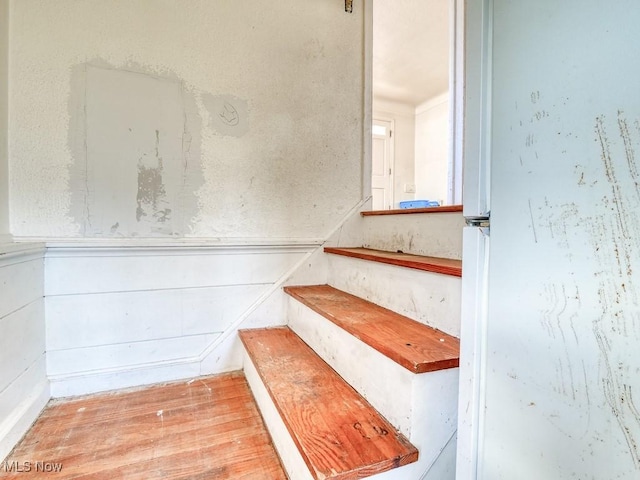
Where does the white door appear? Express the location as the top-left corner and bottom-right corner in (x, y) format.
(371, 119), (393, 210)
(459, 1), (640, 479)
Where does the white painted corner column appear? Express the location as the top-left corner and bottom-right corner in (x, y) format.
(0, 0), (11, 243)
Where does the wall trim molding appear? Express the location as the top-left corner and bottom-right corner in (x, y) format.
(43, 242), (319, 258)
(0, 242), (46, 267)
(6, 238), (321, 258)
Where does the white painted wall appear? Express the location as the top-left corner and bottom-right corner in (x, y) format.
(373, 98), (416, 206)
(0, 0), (9, 241)
(465, 1), (640, 479)
(45, 242), (316, 397)
(0, 244), (49, 461)
(415, 93), (449, 204)
(8, 0), (364, 239)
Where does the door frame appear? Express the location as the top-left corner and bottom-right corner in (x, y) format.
(363, 0), (488, 477)
(363, 0), (464, 207)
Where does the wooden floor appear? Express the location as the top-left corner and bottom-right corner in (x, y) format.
(2, 372), (286, 479)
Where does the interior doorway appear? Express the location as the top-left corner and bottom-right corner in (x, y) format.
(371, 0), (460, 209)
(371, 118), (394, 210)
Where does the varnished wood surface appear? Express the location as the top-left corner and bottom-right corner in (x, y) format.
(324, 247), (462, 277)
(284, 285), (460, 373)
(361, 205), (463, 216)
(239, 327), (418, 480)
(2, 372), (286, 480)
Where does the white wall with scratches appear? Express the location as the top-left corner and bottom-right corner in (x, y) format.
(8, 0), (364, 239)
(476, 1), (640, 478)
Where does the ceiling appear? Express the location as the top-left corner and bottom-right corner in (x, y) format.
(373, 0), (450, 107)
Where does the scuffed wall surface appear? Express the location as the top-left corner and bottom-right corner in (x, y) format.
(0, 0), (9, 238)
(9, 0), (364, 239)
(481, 1), (640, 478)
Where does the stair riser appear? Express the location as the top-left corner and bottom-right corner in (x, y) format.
(287, 298), (459, 476)
(243, 351), (316, 480)
(362, 213), (464, 260)
(327, 255), (461, 337)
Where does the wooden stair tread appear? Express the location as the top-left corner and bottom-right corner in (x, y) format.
(239, 327), (419, 480)
(362, 205), (463, 216)
(284, 285), (460, 374)
(324, 247), (462, 277)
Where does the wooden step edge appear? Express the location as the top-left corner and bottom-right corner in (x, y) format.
(362, 205), (463, 216)
(324, 247), (462, 277)
(284, 285), (460, 374)
(239, 327), (419, 480)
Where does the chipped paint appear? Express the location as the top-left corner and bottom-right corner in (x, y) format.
(68, 63), (203, 237)
(9, 0), (363, 239)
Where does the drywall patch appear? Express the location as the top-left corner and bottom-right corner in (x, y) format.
(68, 62), (204, 237)
(136, 130), (171, 234)
(202, 93), (249, 137)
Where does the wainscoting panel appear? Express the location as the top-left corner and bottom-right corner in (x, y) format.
(0, 243), (49, 462)
(44, 243), (316, 397)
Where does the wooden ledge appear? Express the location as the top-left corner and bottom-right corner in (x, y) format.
(239, 327), (418, 480)
(284, 285), (460, 374)
(324, 247), (462, 277)
(362, 205), (463, 216)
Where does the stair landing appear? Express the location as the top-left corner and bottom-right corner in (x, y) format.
(239, 327), (418, 480)
(285, 285), (459, 374)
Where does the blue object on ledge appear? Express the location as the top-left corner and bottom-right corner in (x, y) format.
(399, 200), (440, 209)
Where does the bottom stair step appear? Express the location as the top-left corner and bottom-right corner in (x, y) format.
(239, 327), (419, 480)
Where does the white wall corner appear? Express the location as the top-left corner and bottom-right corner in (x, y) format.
(415, 92), (450, 116)
(0, 0), (9, 240)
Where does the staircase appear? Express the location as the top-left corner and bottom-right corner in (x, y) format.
(239, 206), (464, 479)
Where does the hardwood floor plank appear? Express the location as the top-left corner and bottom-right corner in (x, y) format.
(2, 372), (286, 479)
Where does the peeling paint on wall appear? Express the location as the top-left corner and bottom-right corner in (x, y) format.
(9, 0), (364, 239)
(68, 63), (204, 237)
